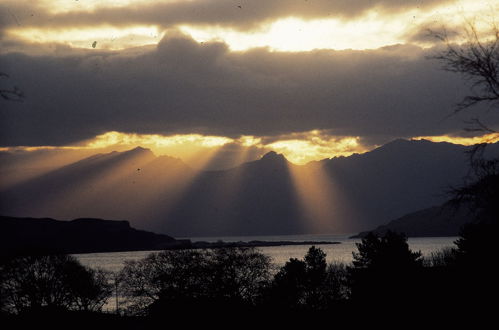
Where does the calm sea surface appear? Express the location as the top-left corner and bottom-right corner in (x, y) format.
(74, 235), (458, 273)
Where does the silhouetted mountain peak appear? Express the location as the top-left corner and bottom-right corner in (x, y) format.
(131, 146), (148, 151)
(147, 154), (192, 172)
(260, 151), (287, 163)
(378, 138), (413, 149)
(370, 138), (459, 156)
(124, 146), (155, 157)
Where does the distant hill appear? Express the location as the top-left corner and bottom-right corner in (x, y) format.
(0, 216), (188, 256)
(1, 140), (498, 236)
(350, 203), (472, 238)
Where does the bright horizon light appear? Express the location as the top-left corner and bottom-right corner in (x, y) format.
(3, 131), (498, 170)
(4, 0), (496, 52)
(412, 133), (499, 145)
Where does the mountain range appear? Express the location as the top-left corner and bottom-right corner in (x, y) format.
(1, 139), (498, 237)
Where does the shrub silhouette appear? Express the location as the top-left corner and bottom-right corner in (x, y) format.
(423, 247), (458, 268)
(0, 254), (111, 314)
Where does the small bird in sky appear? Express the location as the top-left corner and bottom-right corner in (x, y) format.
(92, 41), (97, 48)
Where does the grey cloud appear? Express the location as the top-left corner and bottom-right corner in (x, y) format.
(402, 19), (463, 45)
(1, 33), (498, 147)
(1, 0), (453, 31)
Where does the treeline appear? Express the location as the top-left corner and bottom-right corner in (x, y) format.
(1, 222), (498, 322)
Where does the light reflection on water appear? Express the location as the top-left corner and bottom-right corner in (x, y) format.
(74, 235), (458, 272)
(74, 235), (457, 312)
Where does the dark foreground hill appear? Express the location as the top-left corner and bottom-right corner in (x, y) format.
(0, 216), (342, 256)
(351, 203), (472, 238)
(0, 216), (188, 256)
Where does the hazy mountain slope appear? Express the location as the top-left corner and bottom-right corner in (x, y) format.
(160, 151), (304, 236)
(0, 147), (193, 229)
(320, 139), (499, 231)
(1, 140), (497, 236)
(351, 203), (472, 238)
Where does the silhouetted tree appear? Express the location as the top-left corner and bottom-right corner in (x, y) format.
(352, 231), (422, 270)
(430, 19), (499, 173)
(324, 262), (350, 302)
(268, 246), (345, 310)
(208, 247), (272, 305)
(119, 248), (272, 316)
(303, 246), (328, 308)
(450, 158), (499, 223)
(119, 249), (210, 315)
(270, 258), (308, 309)
(0, 254), (111, 314)
(349, 231), (423, 303)
(429, 19), (499, 311)
(430, 21), (499, 114)
(455, 222), (499, 267)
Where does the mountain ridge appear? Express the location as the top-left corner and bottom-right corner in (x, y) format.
(0, 215), (186, 256)
(350, 202), (472, 238)
(1, 139), (498, 236)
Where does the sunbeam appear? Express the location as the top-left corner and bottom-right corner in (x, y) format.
(287, 161), (353, 234)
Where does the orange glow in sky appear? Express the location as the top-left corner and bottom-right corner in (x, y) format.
(3, 131), (498, 172)
(412, 133), (499, 145)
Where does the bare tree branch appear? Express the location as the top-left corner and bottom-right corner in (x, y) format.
(428, 21), (499, 115)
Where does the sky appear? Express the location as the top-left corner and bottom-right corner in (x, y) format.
(1, 0), (499, 168)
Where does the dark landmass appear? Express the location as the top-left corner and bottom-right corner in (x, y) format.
(0, 215), (187, 256)
(189, 240), (340, 249)
(350, 203), (472, 238)
(0, 216), (340, 256)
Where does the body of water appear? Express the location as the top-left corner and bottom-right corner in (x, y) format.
(74, 235), (458, 272)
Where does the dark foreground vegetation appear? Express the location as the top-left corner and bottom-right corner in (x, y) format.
(1, 221), (498, 326)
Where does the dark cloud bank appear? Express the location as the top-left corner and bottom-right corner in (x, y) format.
(1, 32), (498, 147)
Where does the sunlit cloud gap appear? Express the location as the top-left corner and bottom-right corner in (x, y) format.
(7, 26), (162, 50)
(80, 131), (369, 166)
(4, 132), (498, 172)
(6, 1), (496, 52)
(267, 135), (367, 165)
(179, 15), (408, 51)
(412, 133), (499, 146)
(37, 0), (156, 14)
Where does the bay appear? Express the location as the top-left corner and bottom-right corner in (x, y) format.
(74, 235), (458, 272)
